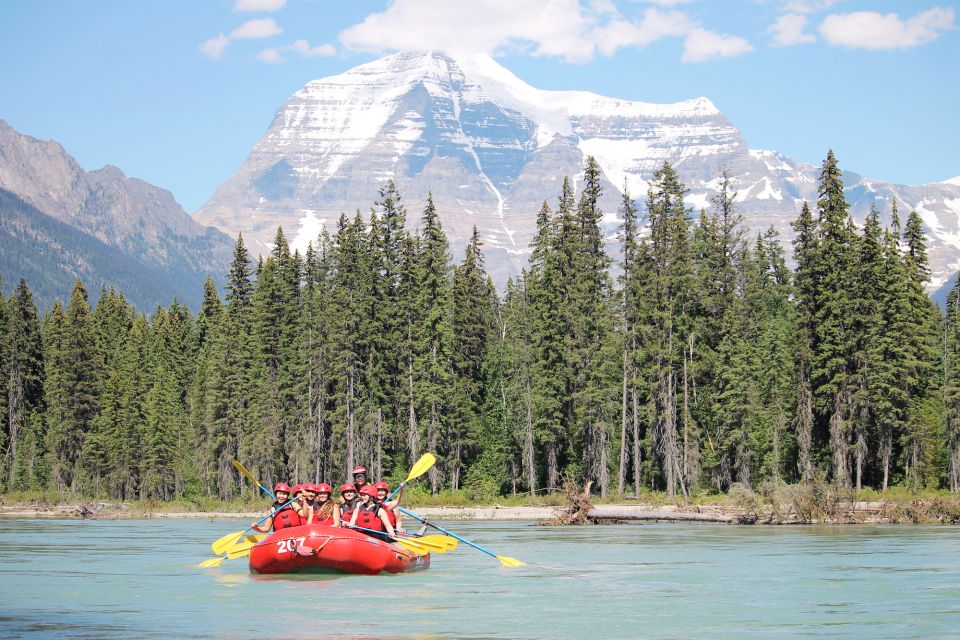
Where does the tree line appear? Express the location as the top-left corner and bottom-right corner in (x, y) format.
(3, 151), (960, 501)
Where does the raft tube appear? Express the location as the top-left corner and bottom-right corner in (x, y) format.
(248, 523), (430, 575)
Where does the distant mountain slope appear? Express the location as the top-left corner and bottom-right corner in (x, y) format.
(0, 120), (233, 310)
(0, 188), (182, 310)
(196, 51), (960, 290)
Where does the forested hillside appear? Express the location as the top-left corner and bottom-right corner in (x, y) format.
(2, 152), (959, 501)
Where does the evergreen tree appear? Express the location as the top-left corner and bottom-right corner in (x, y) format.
(451, 227), (494, 489)
(3, 280), (44, 490)
(46, 280), (101, 493)
(811, 150), (858, 487)
(642, 161), (695, 498)
(414, 194), (455, 493)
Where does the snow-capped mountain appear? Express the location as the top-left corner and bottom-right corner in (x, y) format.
(196, 51), (960, 290)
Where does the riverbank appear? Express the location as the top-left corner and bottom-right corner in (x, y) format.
(3, 498), (957, 524)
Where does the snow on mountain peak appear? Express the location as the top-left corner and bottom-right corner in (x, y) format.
(944, 176), (960, 187)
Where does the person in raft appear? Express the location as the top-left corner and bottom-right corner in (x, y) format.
(307, 483), (341, 527)
(250, 482), (302, 532)
(291, 483), (315, 524)
(373, 481), (403, 532)
(339, 483), (359, 512)
(346, 484), (396, 540)
(351, 466), (370, 494)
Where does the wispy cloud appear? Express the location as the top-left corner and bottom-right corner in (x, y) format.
(234, 0), (286, 11)
(340, 0), (750, 63)
(255, 40), (337, 64)
(820, 7), (955, 50)
(200, 18), (283, 59)
(256, 48), (284, 63)
(200, 33), (231, 59)
(682, 27), (753, 62)
(768, 13), (815, 46)
(229, 18), (283, 39)
(289, 40), (336, 58)
(780, 0), (835, 14)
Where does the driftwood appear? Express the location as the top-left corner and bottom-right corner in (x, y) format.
(539, 480), (595, 526)
(585, 505), (742, 523)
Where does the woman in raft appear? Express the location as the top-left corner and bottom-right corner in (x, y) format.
(250, 482), (302, 532)
(346, 484), (397, 540)
(306, 483), (341, 527)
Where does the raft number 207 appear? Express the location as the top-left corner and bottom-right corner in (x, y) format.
(277, 537), (306, 553)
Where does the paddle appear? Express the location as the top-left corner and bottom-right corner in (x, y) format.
(398, 507), (526, 567)
(210, 497), (297, 555)
(346, 525), (454, 554)
(232, 460), (276, 500)
(386, 453), (436, 502)
(201, 533), (266, 568)
(199, 556), (227, 568)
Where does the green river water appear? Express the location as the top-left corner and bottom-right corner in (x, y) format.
(1, 518), (959, 639)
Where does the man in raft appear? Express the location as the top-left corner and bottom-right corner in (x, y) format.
(250, 482), (302, 532)
(351, 466), (370, 494)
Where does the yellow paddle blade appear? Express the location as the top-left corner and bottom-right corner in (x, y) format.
(417, 534), (457, 550)
(397, 535), (455, 552)
(396, 537), (444, 554)
(404, 453), (437, 483)
(223, 534), (265, 557)
(226, 546), (252, 560)
(199, 556), (227, 568)
(232, 460), (271, 497)
(395, 538), (433, 555)
(496, 555), (526, 567)
(232, 460), (258, 485)
(211, 530), (245, 555)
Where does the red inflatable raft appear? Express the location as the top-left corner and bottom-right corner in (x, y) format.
(248, 523), (430, 575)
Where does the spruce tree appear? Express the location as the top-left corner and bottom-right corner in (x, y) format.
(3, 280), (44, 490)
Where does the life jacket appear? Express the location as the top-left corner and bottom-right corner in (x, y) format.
(271, 504), (302, 531)
(310, 501), (336, 526)
(344, 506), (383, 533)
(382, 505), (398, 529)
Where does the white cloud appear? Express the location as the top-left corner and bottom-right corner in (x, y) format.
(594, 9), (693, 55)
(768, 13), (815, 46)
(229, 18), (283, 40)
(682, 28), (754, 62)
(340, 0), (750, 64)
(340, 0), (600, 63)
(200, 33), (230, 59)
(234, 0), (286, 11)
(256, 48), (284, 63)
(290, 40), (336, 57)
(819, 7), (955, 50)
(640, 0), (695, 5)
(781, 0), (835, 14)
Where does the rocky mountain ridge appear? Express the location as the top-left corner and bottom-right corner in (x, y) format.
(0, 120), (233, 310)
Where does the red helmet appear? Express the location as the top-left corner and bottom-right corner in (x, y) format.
(291, 484), (304, 495)
(316, 483), (332, 494)
(273, 482), (291, 494)
(340, 483), (357, 494)
(374, 481), (389, 492)
(359, 484), (378, 498)
(303, 483), (317, 493)
(352, 466), (368, 476)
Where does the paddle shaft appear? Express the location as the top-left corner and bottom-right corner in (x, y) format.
(240, 497), (297, 539)
(398, 507), (500, 560)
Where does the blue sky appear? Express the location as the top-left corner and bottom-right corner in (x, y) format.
(1, 0), (957, 213)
